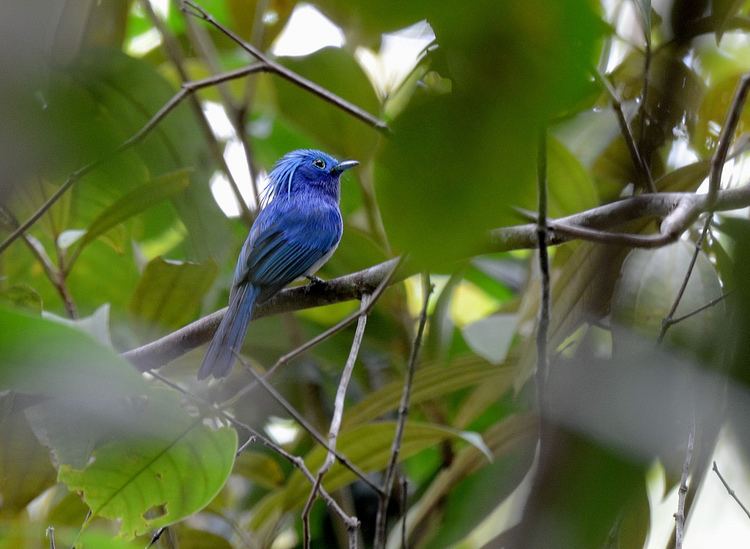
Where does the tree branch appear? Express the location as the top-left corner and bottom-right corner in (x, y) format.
(122, 183), (750, 370)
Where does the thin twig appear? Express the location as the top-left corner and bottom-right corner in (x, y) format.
(301, 295), (369, 549)
(536, 129), (551, 402)
(374, 274), (432, 549)
(181, 0), (388, 133)
(595, 70), (657, 193)
(674, 417), (695, 549)
(0, 206), (77, 318)
(400, 476), (409, 549)
(46, 526), (55, 549)
(141, 0), (253, 223)
(709, 74), (750, 206)
(147, 527), (165, 548)
(234, 353), (383, 496)
(659, 73), (750, 343)
(664, 290), (732, 328)
(712, 461), (750, 521)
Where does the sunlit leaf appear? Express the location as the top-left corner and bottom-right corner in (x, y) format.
(342, 357), (515, 428)
(59, 410), (237, 539)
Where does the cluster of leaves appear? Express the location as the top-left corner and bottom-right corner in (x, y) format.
(3, 0), (750, 548)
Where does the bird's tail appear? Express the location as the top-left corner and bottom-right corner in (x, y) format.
(198, 284), (259, 379)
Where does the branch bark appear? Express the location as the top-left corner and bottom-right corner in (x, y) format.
(122, 183), (750, 371)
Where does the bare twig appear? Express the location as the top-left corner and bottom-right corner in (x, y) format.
(141, 0), (253, 223)
(46, 526), (55, 549)
(373, 274), (432, 548)
(147, 527), (165, 548)
(664, 291), (732, 328)
(181, 0), (388, 133)
(400, 476), (409, 549)
(709, 74), (750, 206)
(712, 461), (750, 521)
(535, 129), (551, 401)
(0, 206), (77, 318)
(302, 295), (369, 549)
(659, 73), (750, 343)
(674, 418), (695, 548)
(235, 353), (383, 496)
(595, 70), (657, 193)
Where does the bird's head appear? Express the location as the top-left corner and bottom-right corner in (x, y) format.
(263, 149), (358, 204)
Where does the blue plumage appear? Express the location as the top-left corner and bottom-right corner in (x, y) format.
(198, 149), (358, 379)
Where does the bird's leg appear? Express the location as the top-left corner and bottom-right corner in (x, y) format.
(305, 275), (326, 287)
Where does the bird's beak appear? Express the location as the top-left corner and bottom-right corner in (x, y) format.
(333, 160), (359, 174)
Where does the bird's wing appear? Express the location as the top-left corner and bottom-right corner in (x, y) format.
(234, 199), (342, 297)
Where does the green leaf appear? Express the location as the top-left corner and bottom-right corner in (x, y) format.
(59, 416), (237, 539)
(71, 169), (191, 262)
(546, 136), (599, 217)
(272, 47), (381, 160)
(0, 394), (57, 516)
(129, 257), (218, 341)
(342, 357), (515, 428)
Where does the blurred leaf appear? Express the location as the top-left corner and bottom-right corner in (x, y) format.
(234, 451), (285, 489)
(59, 411), (237, 539)
(611, 241), (723, 354)
(0, 284), (42, 314)
(462, 314), (517, 364)
(546, 136), (599, 217)
(655, 158), (710, 192)
(272, 47), (381, 160)
(42, 303), (112, 347)
(70, 169), (191, 263)
(342, 356), (514, 428)
(129, 257), (218, 341)
(0, 306), (145, 395)
(712, 0), (746, 42)
(0, 394), (57, 516)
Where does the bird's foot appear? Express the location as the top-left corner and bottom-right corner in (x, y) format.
(305, 275), (326, 288)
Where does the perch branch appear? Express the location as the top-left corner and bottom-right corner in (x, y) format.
(123, 182), (750, 370)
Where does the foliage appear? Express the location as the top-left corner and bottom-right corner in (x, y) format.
(2, 0), (750, 548)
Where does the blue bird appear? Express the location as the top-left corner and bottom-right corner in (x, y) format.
(198, 149), (358, 379)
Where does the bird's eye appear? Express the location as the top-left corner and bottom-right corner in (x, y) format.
(312, 158), (326, 169)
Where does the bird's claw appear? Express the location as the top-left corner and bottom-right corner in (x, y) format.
(305, 275), (326, 288)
